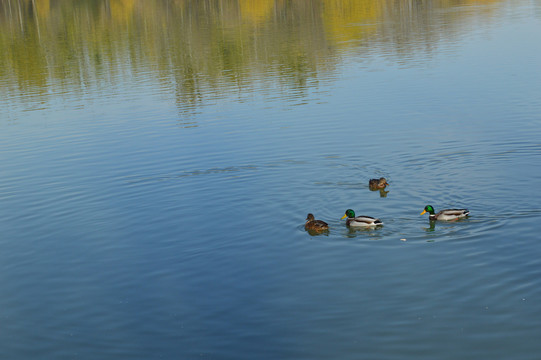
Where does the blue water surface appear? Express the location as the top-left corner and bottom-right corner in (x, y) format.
(0, 1), (540, 359)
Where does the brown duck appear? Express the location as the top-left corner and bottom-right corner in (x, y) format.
(369, 177), (389, 189)
(305, 213), (329, 232)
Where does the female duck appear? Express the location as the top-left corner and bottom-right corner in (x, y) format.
(341, 209), (383, 227)
(369, 177), (389, 189)
(420, 205), (469, 221)
(305, 213), (329, 232)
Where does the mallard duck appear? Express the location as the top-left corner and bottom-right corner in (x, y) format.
(305, 213), (329, 232)
(420, 205), (470, 221)
(341, 209), (383, 227)
(369, 177), (389, 189)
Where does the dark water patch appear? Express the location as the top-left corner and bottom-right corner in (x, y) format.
(121, 165), (260, 185)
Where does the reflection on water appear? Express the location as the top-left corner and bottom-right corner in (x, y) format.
(425, 220), (437, 232)
(1, 0), (505, 116)
(369, 187), (389, 198)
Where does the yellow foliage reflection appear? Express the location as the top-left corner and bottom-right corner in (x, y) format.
(34, 0), (50, 18)
(0, 0), (506, 108)
(110, 0), (136, 23)
(322, 0), (380, 44)
(238, 0), (274, 23)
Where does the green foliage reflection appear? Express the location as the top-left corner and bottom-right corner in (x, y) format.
(0, 0), (503, 108)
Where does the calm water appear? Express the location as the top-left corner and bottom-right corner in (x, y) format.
(1, 0), (541, 359)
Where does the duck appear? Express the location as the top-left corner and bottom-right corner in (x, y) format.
(420, 205), (470, 221)
(341, 209), (383, 227)
(369, 177), (389, 189)
(305, 213), (329, 232)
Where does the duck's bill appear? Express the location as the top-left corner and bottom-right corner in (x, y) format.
(420, 210), (427, 215)
(341, 214), (347, 220)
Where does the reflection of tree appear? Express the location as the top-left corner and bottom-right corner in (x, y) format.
(0, 0), (504, 114)
(322, 0), (380, 44)
(172, 60), (203, 118)
(238, 0), (275, 24)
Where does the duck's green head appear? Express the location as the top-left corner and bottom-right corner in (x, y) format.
(341, 209), (355, 219)
(420, 205), (435, 215)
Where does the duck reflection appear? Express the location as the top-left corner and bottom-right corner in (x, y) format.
(372, 188), (389, 197)
(424, 220), (437, 232)
(345, 226), (384, 241)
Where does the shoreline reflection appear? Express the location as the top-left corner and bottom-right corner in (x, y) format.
(1, 0), (506, 114)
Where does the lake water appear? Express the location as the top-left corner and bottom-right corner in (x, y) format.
(1, 0), (541, 359)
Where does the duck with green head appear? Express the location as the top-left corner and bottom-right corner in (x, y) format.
(420, 205), (469, 221)
(341, 209), (383, 227)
